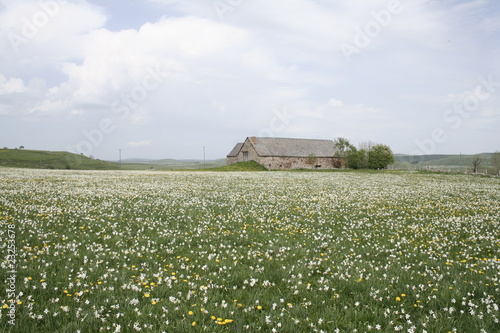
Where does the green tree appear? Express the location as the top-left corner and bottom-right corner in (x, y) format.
(345, 148), (368, 169)
(367, 144), (395, 169)
(333, 137), (354, 157)
(334, 137), (357, 169)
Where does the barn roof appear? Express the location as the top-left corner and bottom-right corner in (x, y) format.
(227, 142), (244, 157)
(247, 137), (338, 157)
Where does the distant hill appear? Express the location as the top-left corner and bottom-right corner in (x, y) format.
(119, 158), (227, 170)
(0, 149), (119, 170)
(3, 149), (497, 173)
(392, 153), (496, 173)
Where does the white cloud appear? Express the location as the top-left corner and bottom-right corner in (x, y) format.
(328, 98), (344, 107)
(0, 75), (49, 116)
(0, 0), (499, 158)
(0, 0), (106, 60)
(0, 74), (26, 94)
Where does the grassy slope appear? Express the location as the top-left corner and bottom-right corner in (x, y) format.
(0, 149), (118, 170)
(209, 160), (268, 171)
(393, 153), (495, 172)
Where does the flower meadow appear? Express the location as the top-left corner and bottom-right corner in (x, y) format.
(0, 168), (499, 333)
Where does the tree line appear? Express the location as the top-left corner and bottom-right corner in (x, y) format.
(333, 138), (395, 170)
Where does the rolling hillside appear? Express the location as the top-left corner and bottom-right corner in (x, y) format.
(1, 148), (498, 173)
(392, 153), (496, 173)
(0, 149), (119, 170)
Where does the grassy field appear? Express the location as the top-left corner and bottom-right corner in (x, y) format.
(0, 149), (118, 170)
(0, 168), (499, 332)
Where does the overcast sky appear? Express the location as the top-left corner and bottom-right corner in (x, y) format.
(1, 0), (499, 160)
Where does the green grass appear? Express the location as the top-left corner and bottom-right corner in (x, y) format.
(0, 149), (118, 170)
(0, 169), (499, 332)
(209, 160), (268, 171)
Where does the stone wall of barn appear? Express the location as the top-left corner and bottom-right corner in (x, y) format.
(257, 156), (343, 170)
(226, 156), (239, 164)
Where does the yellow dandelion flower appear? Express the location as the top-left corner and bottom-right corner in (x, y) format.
(144, 293), (150, 298)
(191, 322), (196, 326)
(256, 305), (262, 310)
(395, 297), (401, 301)
(188, 311), (194, 315)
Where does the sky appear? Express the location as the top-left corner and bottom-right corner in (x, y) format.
(0, 0), (499, 160)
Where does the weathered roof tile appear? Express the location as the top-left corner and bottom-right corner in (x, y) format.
(249, 137), (338, 157)
(227, 142), (243, 157)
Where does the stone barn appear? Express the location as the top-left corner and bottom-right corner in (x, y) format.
(227, 136), (343, 170)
